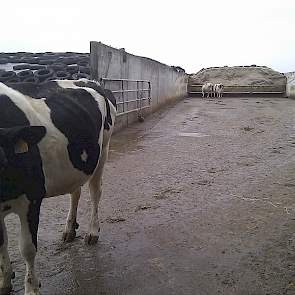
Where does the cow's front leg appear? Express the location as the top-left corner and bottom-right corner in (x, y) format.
(19, 200), (42, 295)
(0, 216), (13, 295)
(62, 188), (81, 243)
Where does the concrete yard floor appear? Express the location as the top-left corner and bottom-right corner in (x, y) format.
(7, 96), (295, 295)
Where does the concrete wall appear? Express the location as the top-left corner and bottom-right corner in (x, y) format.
(285, 72), (295, 98)
(90, 41), (187, 130)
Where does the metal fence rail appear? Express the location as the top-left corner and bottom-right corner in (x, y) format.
(188, 84), (286, 96)
(100, 78), (151, 116)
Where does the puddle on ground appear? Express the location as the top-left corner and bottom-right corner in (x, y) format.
(218, 107), (236, 110)
(178, 132), (210, 138)
(108, 131), (144, 161)
(142, 131), (164, 139)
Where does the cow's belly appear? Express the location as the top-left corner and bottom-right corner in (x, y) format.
(39, 130), (95, 197)
(43, 162), (89, 197)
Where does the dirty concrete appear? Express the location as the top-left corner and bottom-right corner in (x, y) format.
(6, 96), (295, 295)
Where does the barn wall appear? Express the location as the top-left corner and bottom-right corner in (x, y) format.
(285, 72), (295, 98)
(90, 41), (187, 131)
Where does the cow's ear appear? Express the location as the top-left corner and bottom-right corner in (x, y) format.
(0, 126), (46, 152)
(15, 126), (46, 154)
(15, 139), (29, 154)
(16, 126), (46, 146)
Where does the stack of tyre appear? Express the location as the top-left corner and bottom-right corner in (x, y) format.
(0, 52), (90, 84)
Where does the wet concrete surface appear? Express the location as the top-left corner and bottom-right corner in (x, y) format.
(6, 96), (295, 294)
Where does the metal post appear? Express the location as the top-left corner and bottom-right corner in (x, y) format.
(139, 81), (143, 111)
(136, 81), (139, 111)
(121, 80), (125, 112)
(148, 81), (151, 106)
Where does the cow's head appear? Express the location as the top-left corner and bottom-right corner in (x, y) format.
(0, 126), (46, 172)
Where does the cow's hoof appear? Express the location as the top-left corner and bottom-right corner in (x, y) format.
(0, 285), (12, 295)
(84, 234), (99, 245)
(62, 230), (76, 243)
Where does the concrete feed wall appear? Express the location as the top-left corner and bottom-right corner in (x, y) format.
(285, 72), (295, 98)
(90, 41), (187, 130)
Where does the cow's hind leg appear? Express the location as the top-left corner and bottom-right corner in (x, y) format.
(19, 200), (42, 295)
(85, 141), (110, 245)
(0, 216), (13, 294)
(62, 188), (81, 243)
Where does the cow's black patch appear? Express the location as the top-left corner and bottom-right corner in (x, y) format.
(0, 220), (3, 246)
(0, 94), (46, 248)
(0, 95), (46, 201)
(5, 82), (43, 98)
(27, 198), (42, 248)
(103, 89), (116, 131)
(2, 205), (11, 212)
(45, 82), (103, 174)
(9, 81), (103, 175)
(74, 81), (116, 131)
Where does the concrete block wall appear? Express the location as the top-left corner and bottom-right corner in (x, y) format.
(90, 41), (187, 131)
(285, 72), (295, 98)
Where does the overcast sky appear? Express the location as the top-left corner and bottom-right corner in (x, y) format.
(1, 0), (294, 74)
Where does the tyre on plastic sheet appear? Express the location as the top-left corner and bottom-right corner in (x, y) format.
(13, 64), (31, 70)
(17, 70), (34, 80)
(38, 59), (55, 65)
(6, 77), (21, 83)
(77, 61), (89, 67)
(49, 63), (66, 71)
(21, 58), (38, 64)
(23, 76), (38, 83)
(62, 57), (78, 65)
(34, 68), (54, 82)
(29, 65), (46, 70)
(0, 58), (9, 64)
(54, 71), (71, 80)
(67, 65), (79, 74)
(0, 71), (16, 82)
(41, 77), (55, 83)
(78, 66), (90, 75)
(72, 73), (90, 80)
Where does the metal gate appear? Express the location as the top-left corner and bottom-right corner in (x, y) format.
(100, 78), (151, 116)
(188, 84), (285, 96)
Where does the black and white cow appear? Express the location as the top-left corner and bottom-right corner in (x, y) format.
(201, 82), (213, 98)
(213, 83), (224, 98)
(0, 79), (116, 295)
